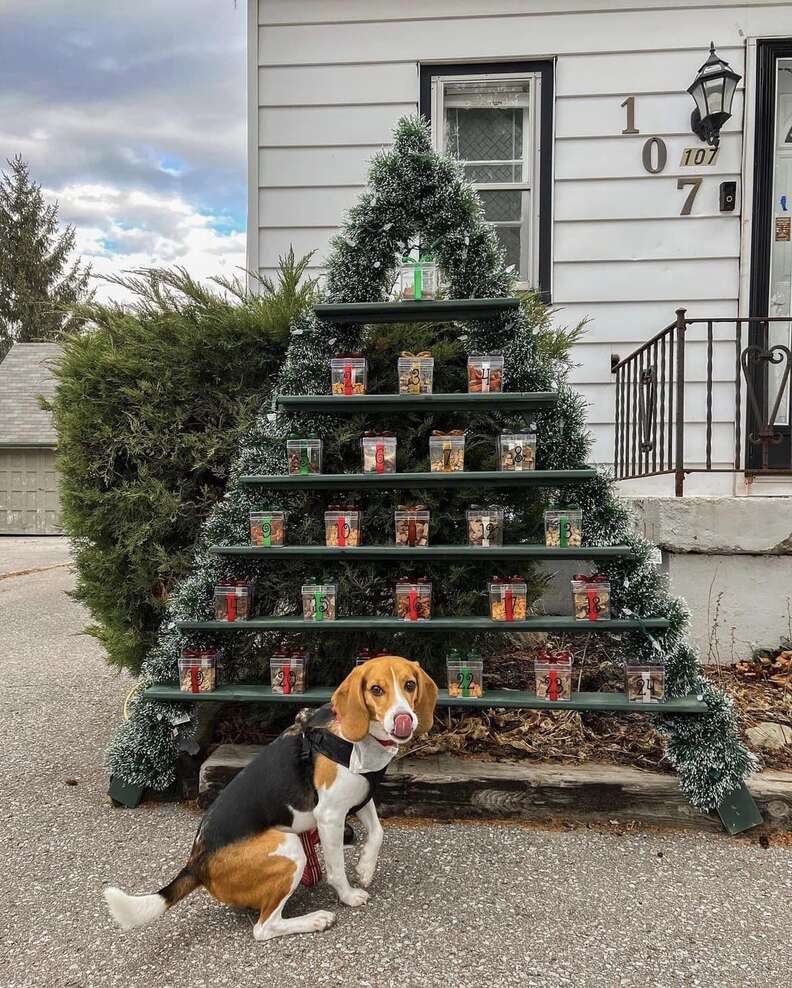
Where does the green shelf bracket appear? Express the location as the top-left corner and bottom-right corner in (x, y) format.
(715, 781), (764, 835)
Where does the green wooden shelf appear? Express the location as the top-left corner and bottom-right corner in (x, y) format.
(143, 682), (706, 713)
(175, 616), (669, 634)
(238, 469), (596, 490)
(314, 298), (520, 323)
(275, 392), (558, 414)
(210, 544), (635, 562)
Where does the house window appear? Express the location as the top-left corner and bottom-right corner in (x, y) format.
(420, 61), (553, 298)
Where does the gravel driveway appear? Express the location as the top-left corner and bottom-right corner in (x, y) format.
(1, 547), (791, 988)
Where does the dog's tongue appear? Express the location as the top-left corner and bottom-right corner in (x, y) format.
(392, 713), (413, 739)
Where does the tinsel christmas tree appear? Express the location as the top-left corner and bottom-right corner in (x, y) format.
(108, 117), (755, 812)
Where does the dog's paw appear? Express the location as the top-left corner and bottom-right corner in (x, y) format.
(355, 856), (377, 888)
(310, 910), (336, 931)
(339, 887), (369, 908)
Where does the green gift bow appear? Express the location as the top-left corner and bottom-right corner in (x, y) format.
(401, 253), (434, 300)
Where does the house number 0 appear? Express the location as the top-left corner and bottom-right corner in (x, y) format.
(641, 137), (667, 174)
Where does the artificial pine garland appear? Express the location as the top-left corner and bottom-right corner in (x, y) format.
(108, 117), (755, 810)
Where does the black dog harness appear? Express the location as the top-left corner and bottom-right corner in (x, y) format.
(300, 727), (391, 813)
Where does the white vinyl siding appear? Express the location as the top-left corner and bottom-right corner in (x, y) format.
(250, 0), (790, 477)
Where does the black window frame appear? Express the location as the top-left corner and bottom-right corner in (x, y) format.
(420, 59), (554, 302)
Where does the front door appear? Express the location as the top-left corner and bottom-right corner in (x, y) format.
(748, 40), (792, 471)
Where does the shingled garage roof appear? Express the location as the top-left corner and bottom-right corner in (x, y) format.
(0, 343), (62, 446)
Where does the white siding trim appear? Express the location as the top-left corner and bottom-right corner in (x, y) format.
(246, 0), (260, 282)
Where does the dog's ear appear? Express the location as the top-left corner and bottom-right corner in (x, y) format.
(411, 661), (438, 736)
(332, 665), (370, 742)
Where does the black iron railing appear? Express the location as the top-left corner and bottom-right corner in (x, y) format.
(612, 308), (792, 495)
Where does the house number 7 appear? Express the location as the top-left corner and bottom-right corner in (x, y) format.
(677, 177), (702, 215)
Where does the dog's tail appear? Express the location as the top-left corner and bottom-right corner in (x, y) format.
(104, 867), (200, 931)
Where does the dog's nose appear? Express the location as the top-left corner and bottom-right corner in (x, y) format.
(392, 713), (413, 738)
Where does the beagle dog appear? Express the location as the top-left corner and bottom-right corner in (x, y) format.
(104, 655), (438, 942)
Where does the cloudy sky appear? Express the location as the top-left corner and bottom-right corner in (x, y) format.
(0, 0), (246, 301)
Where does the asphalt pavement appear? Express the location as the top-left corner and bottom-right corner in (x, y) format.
(1, 538), (791, 988)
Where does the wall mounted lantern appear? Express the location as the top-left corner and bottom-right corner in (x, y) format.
(687, 42), (741, 147)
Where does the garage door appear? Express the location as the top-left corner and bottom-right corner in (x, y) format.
(0, 448), (62, 534)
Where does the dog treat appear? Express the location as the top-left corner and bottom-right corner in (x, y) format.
(249, 510), (286, 547)
(429, 431), (465, 472)
(330, 355), (367, 396)
(213, 582), (253, 622)
(625, 664), (665, 704)
(446, 656), (484, 698)
(394, 506), (430, 547)
(397, 255), (437, 301)
(178, 649), (218, 693)
(534, 661), (573, 701)
(394, 579), (432, 621)
(398, 353), (434, 394)
(489, 578), (527, 621)
(466, 506), (504, 547)
(467, 354), (504, 394)
(301, 583), (337, 621)
(286, 437), (322, 475)
(324, 509), (361, 547)
(361, 434), (397, 473)
(571, 575), (611, 622)
(497, 432), (536, 471)
(270, 654), (307, 694)
(544, 507), (582, 548)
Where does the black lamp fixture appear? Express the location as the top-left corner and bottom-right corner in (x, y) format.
(688, 42), (741, 147)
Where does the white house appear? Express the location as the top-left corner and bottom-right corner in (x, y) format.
(247, 1), (792, 655)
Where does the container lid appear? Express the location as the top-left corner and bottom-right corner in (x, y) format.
(302, 583), (337, 592)
(287, 436), (321, 445)
(468, 353), (504, 363)
(399, 351), (434, 362)
(467, 506), (504, 516)
(360, 433), (397, 443)
(447, 659), (483, 668)
(500, 431), (536, 440)
(571, 573), (610, 586)
(331, 353), (366, 362)
(489, 579), (527, 590)
(395, 582), (432, 591)
(250, 509), (286, 518)
(325, 509), (360, 517)
(395, 509), (430, 518)
(215, 584), (252, 594)
(271, 654), (305, 665)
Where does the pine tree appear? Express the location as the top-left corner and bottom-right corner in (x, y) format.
(109, 117), (755, 813)
(0, 155), (92, 360)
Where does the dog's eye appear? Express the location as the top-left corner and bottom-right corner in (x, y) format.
(370, 685), (385, 697)
(404, 679), (417, 692)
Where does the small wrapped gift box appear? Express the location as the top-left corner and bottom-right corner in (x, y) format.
(394, 578), (432, 621)
(625, 663), (665, 704)
(489, 577), (527, 621)
(398, 352), (434, 394)
(394, 506), (430, 547)
(466, 506), (504, 547)
(178, 649), (219, 693)
(544, 506), (582, 548)
(330, 354), (367, 396)
(249, 510), (286, 547)
(497, 431), (536, 471)
(361, 433), (397, 473)
(430, 431), (465, 472)
(571, 574), (611, 622)
(397, 255), (437, 300)
(467, 354), (504, 394)
(286, 437), (322, 475)
(301, 583), (337, 621)
(534, 648), (573, 702)
(270, 652), (308, 694)
(213, 582), (253, 622)
(325, 508), (361, 547)
(446, 652), (484, 698)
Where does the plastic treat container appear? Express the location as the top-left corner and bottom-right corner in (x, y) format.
(301, 583), (337, 621)
(467, 354), (504, 394)
(571, 575), (611, 622)
(360, 434), (397, 474)
(394, 508), (430, 547)
(544, 507), (582, 548)
(489, 579), (527, 621)
(178, 649), (218, 693)
(398, 354), (434, 394)
(625, 663), (666, 704)
(270, 654), (307, 695)
(286, 438), (322, 475)
(534, 660), (573, 702)
(330, 356), (368, 396)
(213, 582), (253, 622)
(497, 432), (536, 471)
(394, 580), (432, 621)
(466, 506), (504, 547)
(249, 510), (286, 547)
(429, 433), (465, 472)
(446, 659), (484, 698)
(397, 257), (437, 300)
(324, 509), (361, 547)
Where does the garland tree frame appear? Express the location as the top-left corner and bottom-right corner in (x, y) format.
(109, 117), (758, 832)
